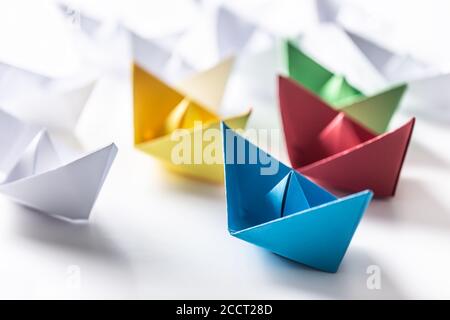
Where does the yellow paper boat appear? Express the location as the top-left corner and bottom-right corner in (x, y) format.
(133, 57), (251, 183)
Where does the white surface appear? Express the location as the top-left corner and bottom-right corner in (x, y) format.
(0, 0), (449, 299)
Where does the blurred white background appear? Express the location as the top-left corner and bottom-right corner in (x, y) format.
(0, 0), (449, 299)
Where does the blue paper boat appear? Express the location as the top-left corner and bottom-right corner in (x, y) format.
(221, 122), (373, 272)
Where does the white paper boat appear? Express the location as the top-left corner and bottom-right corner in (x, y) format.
(0, 63), (96, 132)
(0, 109), (117, 220)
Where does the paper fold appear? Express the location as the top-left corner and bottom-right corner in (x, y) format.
(278, 76), (414, 197)
(133, 57), (251, 183)
(222, 122), (373, 272)
(0, 109), (117, 220)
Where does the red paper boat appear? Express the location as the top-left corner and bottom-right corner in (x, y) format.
(278, 76), (415, 197)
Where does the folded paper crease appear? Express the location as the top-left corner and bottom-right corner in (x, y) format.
(278, 76), (414, 197)
(0, 109), (117, 220)
(281, 39), (407, 134)
(133, 57), (251, 183)
(222, 122), (373, 272)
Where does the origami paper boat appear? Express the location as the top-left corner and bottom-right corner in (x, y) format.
(327, 3), (442, 85)
(174, 5), (258, 70)
(221, 122), (373, 272)
(0, 62), (96, 132)
(0, 109), (117, 220)
(131, 31), (195, 84)
(130, 4), (258, 82)
(281, 40), (407, 134)
(296, 15), (450, 121)
(345, 31), (439, 84)
(133, 58), (251, 183)
(345, 30), (450, 121)
(278, 76), (415, 197)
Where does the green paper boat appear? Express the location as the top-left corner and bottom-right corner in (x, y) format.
(280, 39), (407, 134)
